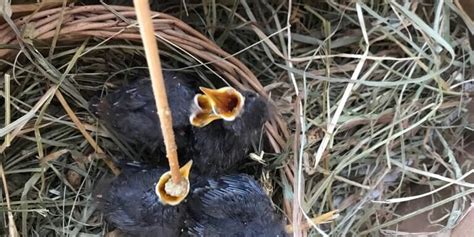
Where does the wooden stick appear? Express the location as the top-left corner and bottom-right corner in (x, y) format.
(133, 0), (182, 184)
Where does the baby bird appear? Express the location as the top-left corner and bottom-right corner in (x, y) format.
(90, 71), (269, 176)
(190, 90), (269, 176)
(185, 174), (287, 237)
(95, 163), (285, 236)
(94, 161), (192, 237)
(89, 71), (195, 158)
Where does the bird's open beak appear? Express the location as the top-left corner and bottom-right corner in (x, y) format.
(195, 94), (213, 113)
(199, 87), (245, 121)
(155, 160), (193, 206)
(189, 94), (221, 127)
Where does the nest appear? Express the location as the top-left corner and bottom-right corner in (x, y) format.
(1, 1), (473, 236)
(0, 4), (287, 236)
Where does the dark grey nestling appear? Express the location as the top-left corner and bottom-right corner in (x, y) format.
(184, 174), (287, 237)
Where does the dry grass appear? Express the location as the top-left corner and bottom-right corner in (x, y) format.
(0, 0), (473, 236)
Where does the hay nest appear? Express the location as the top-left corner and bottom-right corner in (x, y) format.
(0, 3), (287, 236)
(0, 1), (473, 236)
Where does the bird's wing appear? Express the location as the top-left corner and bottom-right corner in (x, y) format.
(189, 174), (268, 218)
(89, 73), (196, 149)
(95, 168), (166, 227)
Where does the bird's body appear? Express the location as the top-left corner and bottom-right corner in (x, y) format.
(90, 72), (269, 176)
(95, 164), (186, 237)
(90, 71), (196, 164)
(191, 91), (269, 175)
(185, 174), (287, 237)
(96, 162), (286, 237)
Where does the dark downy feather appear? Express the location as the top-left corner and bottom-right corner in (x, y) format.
(95, 165), (187, 237)
(90, 71), (269, 175)
(185, 174), (287, 237)
(89, 71), (196, 163)
(191, 91), (269, 175)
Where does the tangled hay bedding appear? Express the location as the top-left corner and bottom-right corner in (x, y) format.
(0, 0), (473, 236)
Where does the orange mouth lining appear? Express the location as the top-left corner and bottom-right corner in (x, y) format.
(199, 87), (245, 121)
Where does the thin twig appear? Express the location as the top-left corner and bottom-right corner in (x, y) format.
(3, 74), (11, 148)
(54, 90), (120, 176)
(310, 3), (370, 172)
(0, 163), (19, 237)
(286, 210), (339, 233)
(0, 87), (57, 152)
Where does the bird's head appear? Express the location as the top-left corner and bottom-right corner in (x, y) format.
(155, 160), (193, 206)
(199, 87), (245, 121)
(189, 87), (269, 134)
(220, 90), (269, 135)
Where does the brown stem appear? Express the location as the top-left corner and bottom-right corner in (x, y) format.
(55, 90), (120, 176)
(0, 163), (19, 237)
(285, 210), (339, 233)
(133, 0), (181, 184)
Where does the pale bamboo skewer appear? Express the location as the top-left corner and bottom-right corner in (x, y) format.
(133, 0), (182, 184)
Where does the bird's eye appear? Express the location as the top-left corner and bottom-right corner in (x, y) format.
(247, 93), (257, 99)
